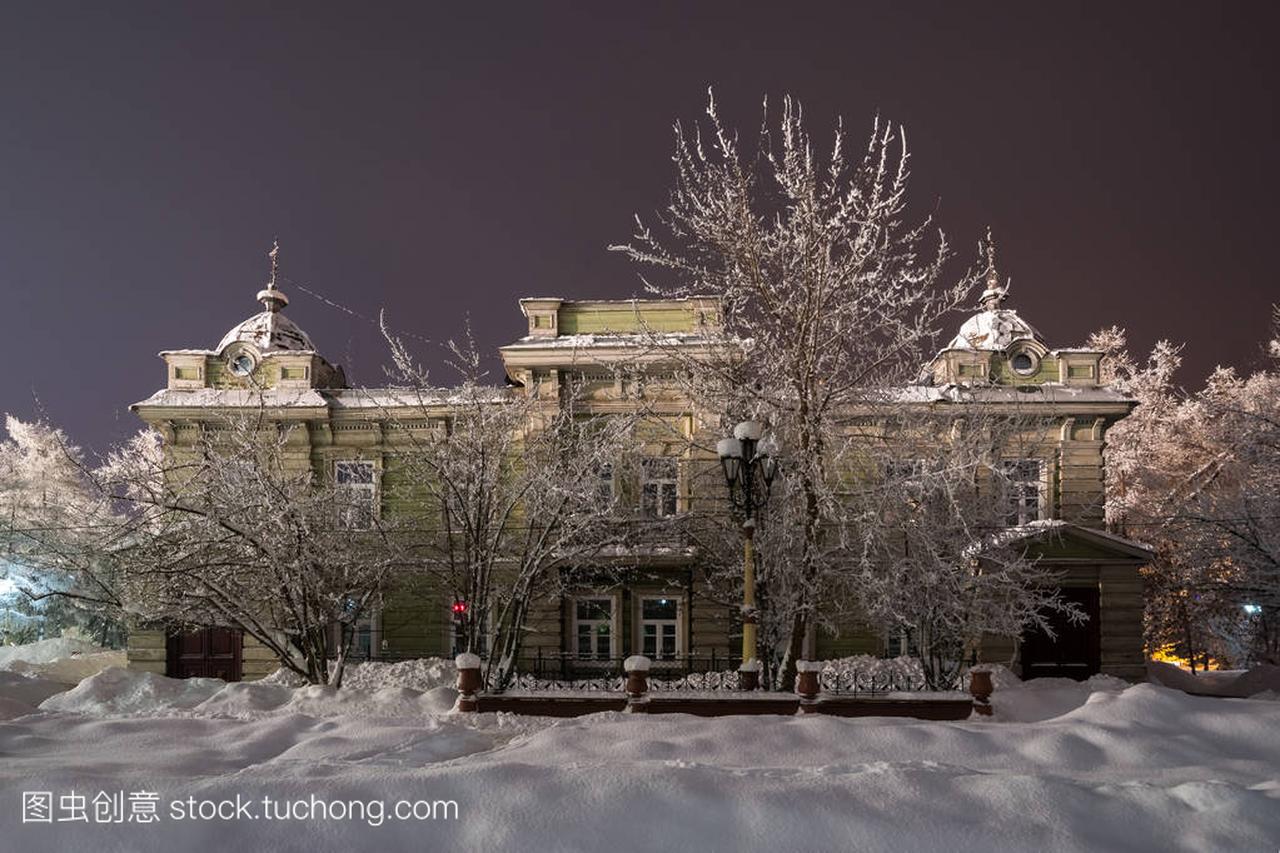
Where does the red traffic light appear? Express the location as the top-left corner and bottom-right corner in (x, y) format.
(451, 600), (468, 615)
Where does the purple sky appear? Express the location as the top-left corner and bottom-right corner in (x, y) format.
(1, 3), (1276, 453)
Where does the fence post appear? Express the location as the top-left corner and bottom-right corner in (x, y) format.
(969, 668), (994, 717)
(624, 655), (651, 712)
(455, 653), (482, 712)
(795, 660), (821, 712)
(738, 658), (761, 691)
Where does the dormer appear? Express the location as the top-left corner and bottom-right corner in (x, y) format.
(520, 298), (564, 338)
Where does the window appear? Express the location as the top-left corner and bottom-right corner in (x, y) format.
(638, 596), (681, 661)
(332, 602), (381, 661)
(1002, 459), (1044, 525)
(596, 463), (615, 506)
(573, 597), (615, 661)
(228, 352), (257, 376)
(335, 460), (377, 529)
(886, 627), (918, 659)
(640, 458), (679, 517)
(886, 458), (928, 489)
(1009, 350), (1039, 377)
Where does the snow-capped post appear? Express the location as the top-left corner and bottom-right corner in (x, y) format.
(738, 658), (761, 691)
(969, 667), (994, 717)
(455, 652), (483, 712)
(624, 655), (651, 711)
(795, 660), (822, 711)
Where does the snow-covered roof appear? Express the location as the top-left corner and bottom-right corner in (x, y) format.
(500, 332), (716, 351)
(966, 520), (1154, 560)
(946, 308), (1043, 351)
(879, 384), (1133, 405)
(216, 310), (315, 355)
(132, 389), (332, 410)
(132, 386), (512, 411)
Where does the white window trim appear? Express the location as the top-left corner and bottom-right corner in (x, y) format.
(596, 462), (616, 508)
(334, 459), (380, 529)
(640, 457), (680, 518)
(570, 593), (619, 665)
(332, 606), (382, 661)
(1002, 458), (1049, 525)
(635, 593), (685, 664)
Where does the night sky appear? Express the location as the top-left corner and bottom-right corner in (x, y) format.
(1, 2), (1276, 454)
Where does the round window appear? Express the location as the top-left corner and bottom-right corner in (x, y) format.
(1010, 352), (1037, 375)
(229, 352), (257, 376)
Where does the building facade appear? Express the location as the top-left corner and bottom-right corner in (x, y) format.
(125, 260), (1151, 683)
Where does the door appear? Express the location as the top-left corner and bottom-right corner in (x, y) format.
(1020, 587), (1101, 680)
(166, 627), (243, 681)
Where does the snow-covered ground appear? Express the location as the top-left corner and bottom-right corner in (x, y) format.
(1, 664), (1278, 852)
(0, 638), (125, 684)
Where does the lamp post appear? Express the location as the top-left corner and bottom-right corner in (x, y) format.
(717, 420), (780, 690)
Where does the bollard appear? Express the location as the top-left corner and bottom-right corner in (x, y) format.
(738, 658), (761, 691)
(969, 668), (994, 717)
(624, 655), (651, 712)
(795, 660), (822, 712)
(455, 652), (483, 712)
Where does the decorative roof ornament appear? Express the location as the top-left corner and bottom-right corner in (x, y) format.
(976, 228), (1010, 310)
(215, 238), (316, 354)
(942, 229), (1044, 352)
(255, 238), (289, 313)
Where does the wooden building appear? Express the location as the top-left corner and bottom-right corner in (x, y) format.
(125, 259), (1151, 683)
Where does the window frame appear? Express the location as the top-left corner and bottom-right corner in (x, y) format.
(1001, 458), (1047, 526)
(570, 594), (618, 664)
(331, 603), (382, 661)
(639, 457), (680, 518)
(635, 593), (684, 664)
(334, 459), (379, 530)
(595, 462), (616, 508)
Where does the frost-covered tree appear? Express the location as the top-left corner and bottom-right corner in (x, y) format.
(378, 324), (638, 691)
(51, 413), (408, 686)
(1097, 317), (1280, 668)
(611, 91), (979, 686)
(0, 415), (127, 642)
(848, 409), (1084, 689)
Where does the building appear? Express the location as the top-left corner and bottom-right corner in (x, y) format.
(125, 253), (1151, 683)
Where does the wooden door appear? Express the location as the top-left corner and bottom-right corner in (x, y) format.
(166, 627), (243, 681)
(1020, 587), (1101, 680)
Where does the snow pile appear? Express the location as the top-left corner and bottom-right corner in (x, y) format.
(334, 656), (456, 692)
(0, 637), (126, 684)
(0, 637), (102, 666)
(0, 671), (71, 720)
(257, 657), (457, 692)
(1147, 660), (1280, 698)
(38, 665), (459, 719)
(40, 667), (224, 715)
(4, 676), (1280, 851)
(987, 667), (1129, 722)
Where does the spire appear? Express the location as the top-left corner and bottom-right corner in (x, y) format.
(977, 227), (1009, 310)
(255, 238), (289, 313)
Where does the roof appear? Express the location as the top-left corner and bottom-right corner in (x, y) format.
(216, 310), (315, 354)
(881, 383), (1134, 405)
(131, 386), (512, 411)
(499, 332), (717, 351)
(946, 308), (1043, 351)
(969, 520), (1154, 561)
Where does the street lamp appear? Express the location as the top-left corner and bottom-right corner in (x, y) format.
(717, 419), (780, 689)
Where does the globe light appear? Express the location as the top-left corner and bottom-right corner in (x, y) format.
(716, 437), (743, 459)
